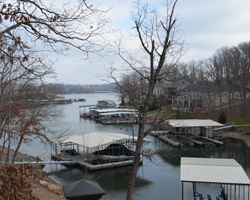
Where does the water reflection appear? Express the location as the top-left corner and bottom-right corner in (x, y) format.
(155, 138), (250, 170)
(48, 136), (250, 200)
(51, 166), (152, 191)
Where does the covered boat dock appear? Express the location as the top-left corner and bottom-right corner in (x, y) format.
(152, 119), (224, 147)
(97, 111), (137, 125)
(51, 132), (151, 171)
(181, 157), (250, 200)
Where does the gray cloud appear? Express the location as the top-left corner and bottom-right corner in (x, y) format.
(48, 0), (250, 84)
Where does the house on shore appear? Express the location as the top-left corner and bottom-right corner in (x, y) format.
(172, 81), (243, 112)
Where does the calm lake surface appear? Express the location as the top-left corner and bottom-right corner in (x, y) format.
(18, 93), (250, 200)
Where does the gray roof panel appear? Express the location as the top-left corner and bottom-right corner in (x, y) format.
(181, 157), (250, 185)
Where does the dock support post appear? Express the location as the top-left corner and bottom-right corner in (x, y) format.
(234, 184), (236, 200)
(238, 185), (240, 199)
(248, 185), (249, 200)
(182, 182), (183, 200)
(243, 185), (245, 200)
(193, 182), (196, 198)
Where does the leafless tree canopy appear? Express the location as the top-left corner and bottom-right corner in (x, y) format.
(0, 0), (109, 59)
(107, 1), (182, 199)
(0, 0), (110, 165)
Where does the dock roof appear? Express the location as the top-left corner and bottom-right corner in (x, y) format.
(181, 157), (250, 185)
(94, 108), (137, 113)
(56, 132), (151, 149)
(100, 111), (137, 116)
(167, 119), (223, 128)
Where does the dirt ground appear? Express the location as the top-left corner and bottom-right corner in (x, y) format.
(0, 146), (66, 200)
(32, 182), (66, 200)
(232, 134), (250, 147)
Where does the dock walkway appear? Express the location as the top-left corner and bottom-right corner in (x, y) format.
(1, 155), (136, 171)
(151, 131), (183, 147)
(51, 154), (137, 171)
(151, 131), (223, 147)
(0, 160), (78, 166)
(216, 131), (250, 140)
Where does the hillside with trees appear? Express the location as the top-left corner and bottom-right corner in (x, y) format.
(118, 40), (250, 122)
(46, 83), (118, 94)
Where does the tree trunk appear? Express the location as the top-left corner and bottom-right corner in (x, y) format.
(0, 132), (6, 163)
(126, 123), (145, 200)
(5, 137), (11, 165)
(12, 134), (24, 163)
(240, 85), (246, 117)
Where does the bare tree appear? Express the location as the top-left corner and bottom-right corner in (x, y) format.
(235, 42), (250, 117)
(209, 42), (250, 119)
(107, 1), (182, 199)
(0, 0), (110, 164)
(0, 0), (109, 59)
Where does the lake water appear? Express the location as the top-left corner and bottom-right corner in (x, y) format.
(18, 93), (250, 200)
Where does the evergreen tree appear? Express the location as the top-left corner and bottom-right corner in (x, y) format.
(218, 111), (227, 124)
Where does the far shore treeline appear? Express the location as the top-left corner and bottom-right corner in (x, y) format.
(46, 83), (118, 94)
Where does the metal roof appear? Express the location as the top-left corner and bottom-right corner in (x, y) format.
(94, 108), (136, 113)
(100, 111), (137, 116)
(181, 157), (250, 185)
(168, 119), (223, 128)
(56, 132), (151, 149)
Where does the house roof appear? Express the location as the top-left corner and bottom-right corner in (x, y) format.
(167, 119), (223, 128)
(181, 81), (240, 93)
(181, 157), (250, 185)
(56, 132), (151, 149)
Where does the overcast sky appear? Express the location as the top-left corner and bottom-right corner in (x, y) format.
(48, 0), (250, 85)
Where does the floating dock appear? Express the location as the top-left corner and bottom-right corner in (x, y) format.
(151, 131), (223, 147)
(51, 154), (139, 171)
(79, 106), (138, 125)
(151, 131), (184, 147)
